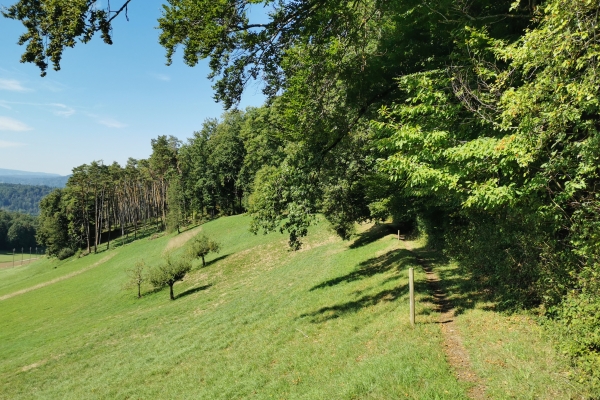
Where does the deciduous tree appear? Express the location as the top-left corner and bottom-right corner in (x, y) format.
(188, 234), (220, 267)
(149, 253), (192, 300)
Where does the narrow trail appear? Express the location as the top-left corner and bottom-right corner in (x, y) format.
(0, 253), (115, 301)
(164, 225), (202, 253)
(403, 240), (487, 400)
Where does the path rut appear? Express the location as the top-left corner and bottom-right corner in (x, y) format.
(404, 240), (487, 399)
(0, 253), (115, 301)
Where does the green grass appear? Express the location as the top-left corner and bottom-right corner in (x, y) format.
(411, 244), (589, 399)
(0, 251), (22, 263)
(0, 254), (14, 263)
(0, 251), (39, 268)
(0, 216), (583, 398)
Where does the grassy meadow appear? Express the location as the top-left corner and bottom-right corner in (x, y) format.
(0, 215), (583, 398)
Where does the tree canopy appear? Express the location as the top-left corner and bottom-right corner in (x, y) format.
(8, 0), (600, 387)
(0, 183), (54, 215)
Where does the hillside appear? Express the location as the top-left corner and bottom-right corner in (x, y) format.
(0, 216), (585, 398)
(0, 183), (55, 215)
(0, 168), (69, 188)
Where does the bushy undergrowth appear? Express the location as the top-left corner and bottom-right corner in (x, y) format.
(417, 205), (600, 392)
(57, 247), (75, 260)
(554, 292), (600, 391)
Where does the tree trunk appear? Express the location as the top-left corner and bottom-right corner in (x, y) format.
(107, 198), (111, 250)
(169, 283), (174, 300)
(94, 189), (98, 254)
(201, 255), (205, 267)
(137, 283), (141, 298)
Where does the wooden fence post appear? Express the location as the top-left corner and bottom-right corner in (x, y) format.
(409, 267), (415, 327)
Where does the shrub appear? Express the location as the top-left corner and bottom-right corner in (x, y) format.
(554, 291), (600, 391)
(57, 248), (75, 260)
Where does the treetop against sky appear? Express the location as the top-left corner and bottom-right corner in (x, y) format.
(0, 0), (266, 175)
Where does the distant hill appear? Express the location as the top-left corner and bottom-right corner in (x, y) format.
(0, 183), (56, 215)
(0, 168), (69, 188)
(0, 168), (61, 177)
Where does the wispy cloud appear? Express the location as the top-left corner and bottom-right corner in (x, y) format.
(0, 140), (25, 148)
(40, 79), (68, 93)
(98, 117), (127, 128)
(0, 116), (32, 131)
(85, 113), (127, 128)
(0, 79), (31, 92)
(0, 101), (75, 117)
(49, 103), (75, 117)
(150, 73), (171, 82)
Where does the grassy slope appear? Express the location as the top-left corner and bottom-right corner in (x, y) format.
(0, 252), (28, 263)
(412, 244), (588, 399)
(0, 216), (580, 399)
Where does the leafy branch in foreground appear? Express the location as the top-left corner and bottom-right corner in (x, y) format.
(2, 0), (132, 76)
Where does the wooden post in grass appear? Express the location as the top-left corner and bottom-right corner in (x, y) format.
(398, 229), (400, 240)
(409, 267), (415, 327)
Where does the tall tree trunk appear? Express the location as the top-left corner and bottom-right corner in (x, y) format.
(107, 197), (111, 250)
(169, 283), (174, 300)
(94, 189), (98, 254)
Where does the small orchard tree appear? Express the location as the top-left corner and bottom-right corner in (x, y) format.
(125, 260), (147, 298)
(188, 234), (221, 267)
(149, 253), (192, 300)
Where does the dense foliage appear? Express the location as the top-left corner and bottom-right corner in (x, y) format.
(0, 183), (54, 215)
(7, 0), (600, 389)
(35, 110), (277, 256)
(0, 209), (38, 251)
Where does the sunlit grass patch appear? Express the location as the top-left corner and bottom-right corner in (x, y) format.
(0, 216), (468, 398)
(415, 248), (589, 399)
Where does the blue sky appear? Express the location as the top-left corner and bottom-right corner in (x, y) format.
(0, 0), (266, 175)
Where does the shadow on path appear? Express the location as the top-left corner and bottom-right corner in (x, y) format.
(411, 248), (493, 317)
(404, 241), (487, 399)
(349, 224), (396, 249)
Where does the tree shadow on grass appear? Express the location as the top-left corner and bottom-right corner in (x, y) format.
(176, 284), (212, 299)
(303, 238), (505, 325)
(349, 223), (397, 249)
(144, 286), (166, 296)
(310, 248), (414, 291)
(303, 246), (434, 323)
(202, 254), (230, 268)
(301, 281), (436, 323)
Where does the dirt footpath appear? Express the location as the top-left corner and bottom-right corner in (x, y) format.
(404, 240), (487, 399)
